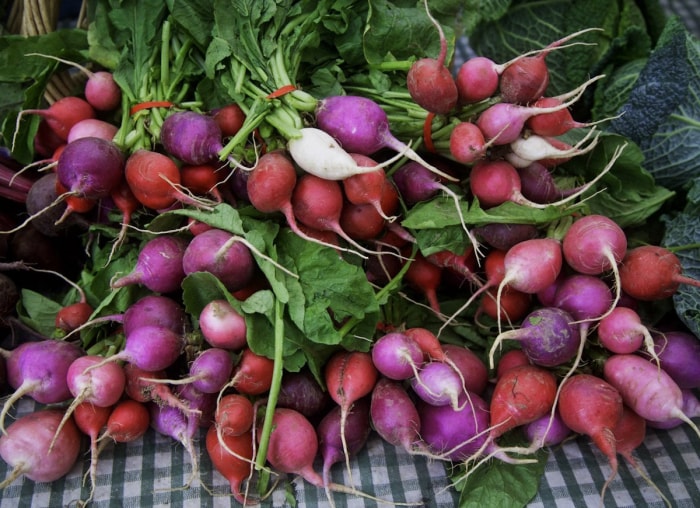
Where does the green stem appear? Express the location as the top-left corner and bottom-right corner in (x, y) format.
(255, 298), (285, 470)
(160, 20), (171, 93)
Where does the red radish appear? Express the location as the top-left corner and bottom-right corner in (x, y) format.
(440, 343), (489, 396)
(406, 0), (458, 115)
(50, 355), (126, 451)
(67, 118), (119, 142)
(603, 353), (700, 437)
(0, 408), (81, 487)
(325, 350), (378, 483)
(124, 149), (214, 210)
(57, 136), (125, 199)
(525, 96), (607, 136)
(199, 299), (248, 350)
(246, 150), (347, 252)
(344, 155), (398, 221)
(205, 426), (255, 505)
(73, 401), (113, 506)
(212, 103), (246, 137)
(105, 177), (140, 264)
(558, 373), (623, 502)
(498, 28), (601, 104)
(449, 121), (491, 164)
(597, 307), (654, 355)
(0, 339), (84, 433)
(215, 393), (255, 436)
(99, 398), (150, 443)
(477, 285), (532, 325)
(427, 246), (480, 287)
(180, 163), (225, 202)
(12, 96), (95, 149)
(312, 97), (458, 181)
(53, 178), (97, 224)
(55, 301), (94, 333)
(111, 234), (188, 293)
(339, 201), (387, 241)
(496, 348), (531, 379)
(455, 56), (502, 104)
(619, 245), (700, 301)
(182, 228), (256, 293)
(292, 173), (385, 257)
(371, 331), (424, 380)
(404, 250), (444, 314)
(227, 347), (274, 396)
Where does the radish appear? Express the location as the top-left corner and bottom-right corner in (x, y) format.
(517, 162), (584, 204)
(146, 347), (233, 394)
(276, 369), (331, 419)
(597, 307), (655, 355)
(603, 353), (700, 437)
(646, 389), (700, 429)
(473, 222), (539, 251)
(562, 214), (627, 310)
(99, 398), (150, 444)
(370, 377), (429, 456)
(180, 163), (226, 202)
(50, 355), (126, 451)
(324, 350), (378, 485)
(0, 339), (84, 433)
(619, 245), (700, 301)
(449, 121), (494, 164)
(124, 149), (215, 210)
(215, 393), (255, 437)
(105, 177), (140, 265)
(339, 201), (387, 241)
(122, 294), (186, 336)
(56, 136), (124, 200)
(440, 343), (489, 396)
(182, 228), (256, 293)
(24, 53), (121, 111)
(11, 96), (95, 150)
(497, 28), (602, 104)
(506, 128), (600, 168)
(494, 238), (563, 333)
(371, 331), (424, 381)
(110, 234), (188, 293)
(317, 397), (371, 496)
(525, 96), (610, 137)
(477, 285), (532, 325)
(522, 408), (572, 449)
(0, 408), (81, 487)
(488, 307), (578, 369)
(404, 250), (444, 314)
(651, 330), (700, 389)
(312, 96), (458, 181)
(149, 402), (200, 488)
(198, 299), (248, 350)
(558, 373), (624, 502)
(211, 103), (246, 137)
(67, 118), (119, 143)
(406, 0), (458, 115)
(416, 389), (491, 462)
(344, 155), (399, 222)
(73, 401), (113, 506)
(123, 364), (193, 417)
(496, 349), (531, 379)
(225, 347), (274, 396)
(410, 360), (464, 409)
(205, 426), (255, 505)
(160, 110), (248, 167)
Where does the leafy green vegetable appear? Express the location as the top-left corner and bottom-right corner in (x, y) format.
(609, 17), (700, 191)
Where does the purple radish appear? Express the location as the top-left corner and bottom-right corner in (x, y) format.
(518, 162), (584, 204)
(0, 339), (84, 433)
(651, 330), (700, 389)
(410, 361), (464, 409)
(646, 389), (700, 429)
(312, 95), (458, 181)
(277, 369), (331, 419)
(111, 235), (188, 293)
(371, 332), (424, 380)
(488, 307), (578, 369)
(182, 228), (256, 292)
(122, 294), (186, 336)
(149, 402), (200, 488)
(522, 408), (573, 449)
(597, 307), (654, 355)
(57, 137), (124, 199)
(473, 222), (539, 251)
(146, 347), (234, 394)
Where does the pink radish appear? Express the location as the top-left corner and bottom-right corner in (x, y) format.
(12, 96), (95, 150)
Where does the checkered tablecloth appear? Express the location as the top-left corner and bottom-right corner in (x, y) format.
(0, 396), (698, 507)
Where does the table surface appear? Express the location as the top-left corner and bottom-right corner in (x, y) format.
(0, 397), (698, 508)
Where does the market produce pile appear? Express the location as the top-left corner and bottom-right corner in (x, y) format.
(1, 0), (699, 507)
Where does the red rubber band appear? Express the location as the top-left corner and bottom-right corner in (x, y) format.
(423, 112), (437, 153)
(266, 84), (297, 99)
(129, 100), (175, 115)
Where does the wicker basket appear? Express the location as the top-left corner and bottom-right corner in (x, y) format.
(5, 0), (88, 103)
